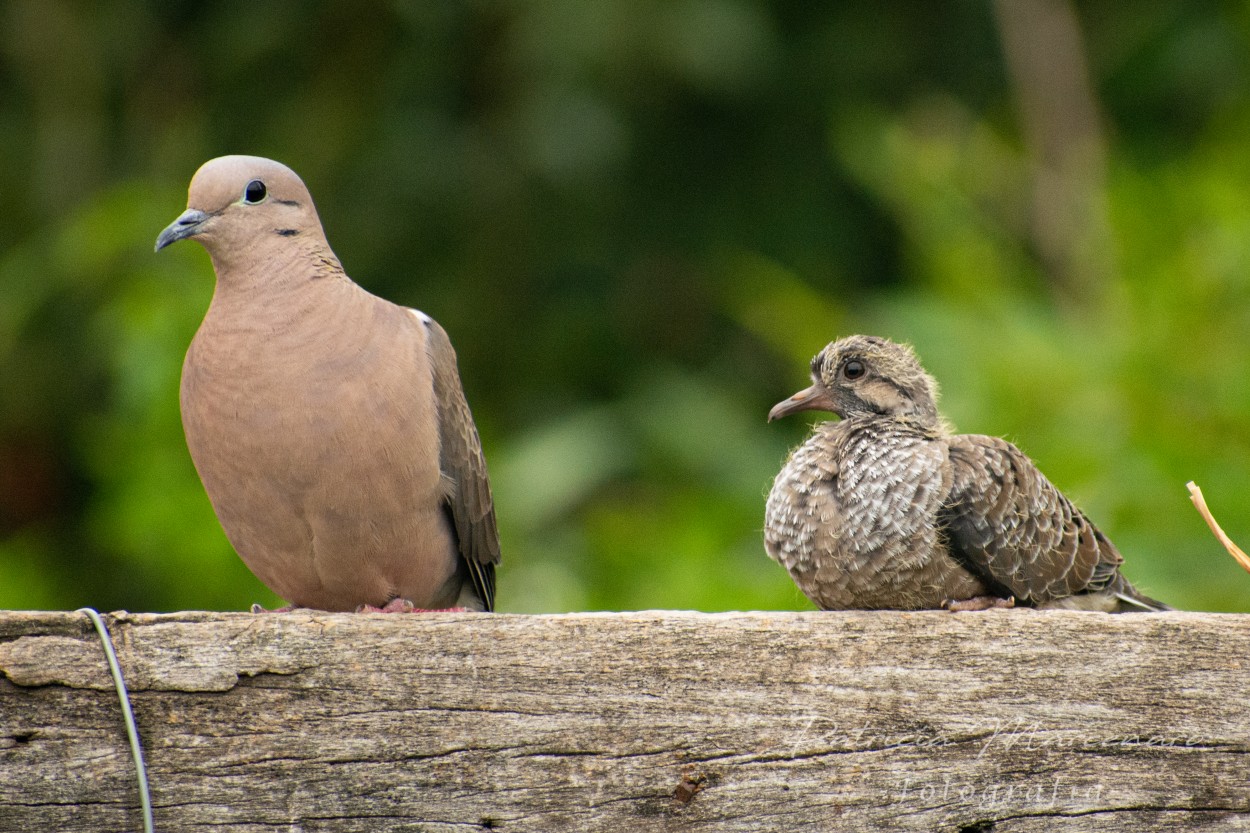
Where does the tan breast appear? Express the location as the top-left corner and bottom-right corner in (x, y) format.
(180, 280), (457, 610)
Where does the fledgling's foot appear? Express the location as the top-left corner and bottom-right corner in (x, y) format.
(251, 603), (300, 613)
(355, 598), (474, 614)
(944, 595), (1016, 612)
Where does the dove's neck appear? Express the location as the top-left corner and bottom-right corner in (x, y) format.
(209, 230), (343, 289)
(200, 235), (373, 353)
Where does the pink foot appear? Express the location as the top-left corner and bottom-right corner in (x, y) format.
(944, 595), (1016, 612)
(251, 603), (300, 613)
(356, 598), (471, 614)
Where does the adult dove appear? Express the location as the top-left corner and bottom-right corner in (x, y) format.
(155, 155), (500, 612)
(765, 335), (1167, 612)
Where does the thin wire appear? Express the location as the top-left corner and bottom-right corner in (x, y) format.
(77, 608), (155, 833)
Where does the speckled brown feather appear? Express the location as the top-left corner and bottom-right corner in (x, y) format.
(765, 417), (986, 610)
(942, 434), (1106, 604)
(765, 335), (1167, 612)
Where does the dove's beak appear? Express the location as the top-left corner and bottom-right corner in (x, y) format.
(768, 384), (837, 422)
(155, 209), (211, 252)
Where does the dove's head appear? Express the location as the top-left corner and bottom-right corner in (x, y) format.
(155, 155), (332, 269)
(768, 335), (941, 425)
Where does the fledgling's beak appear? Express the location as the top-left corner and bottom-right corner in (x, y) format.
(768, 384), (837, 422)
(155, 208), (211, 252)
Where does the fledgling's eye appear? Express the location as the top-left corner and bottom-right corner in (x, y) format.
(243, 180), (267, 204)
(843, 359), (865, 380)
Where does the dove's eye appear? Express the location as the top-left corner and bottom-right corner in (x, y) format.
(243, 180), (267, 204)
(843, 360), (865, 380)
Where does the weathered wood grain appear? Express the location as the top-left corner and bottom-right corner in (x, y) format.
(1, 610), (1247, 832)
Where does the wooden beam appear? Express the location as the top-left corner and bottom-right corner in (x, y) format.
(1, 610), (1248, 831)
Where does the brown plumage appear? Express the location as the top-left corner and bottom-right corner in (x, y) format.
(156, 155), (500, 612)
(764, 335), (1167, 612)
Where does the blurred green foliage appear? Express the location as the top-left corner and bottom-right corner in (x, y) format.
(0, 1), (1247, 613)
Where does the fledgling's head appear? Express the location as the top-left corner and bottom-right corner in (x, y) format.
(769, 335), (941, 425)
(155, 155), (330, 268)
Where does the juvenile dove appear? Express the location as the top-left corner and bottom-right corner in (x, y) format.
(156, 155), (500, 612)
(765, 335), (1167, 612)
